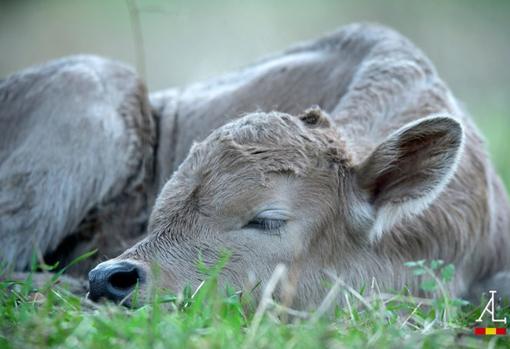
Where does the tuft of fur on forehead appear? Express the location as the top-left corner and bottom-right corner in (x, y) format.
(188, 108), (351, 180)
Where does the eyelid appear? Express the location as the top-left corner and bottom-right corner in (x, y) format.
(254, 209), (289, 220)
(244, 217), (286, 233)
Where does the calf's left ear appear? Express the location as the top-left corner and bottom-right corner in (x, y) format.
(354, 116), (464, 241)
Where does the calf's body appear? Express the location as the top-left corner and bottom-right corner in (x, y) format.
(0, 24), (508, 306)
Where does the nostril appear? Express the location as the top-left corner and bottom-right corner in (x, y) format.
(89, 261), (145, 303)
(108, 268), (140, 291)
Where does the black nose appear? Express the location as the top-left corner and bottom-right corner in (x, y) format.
(88, 261), (144, 303)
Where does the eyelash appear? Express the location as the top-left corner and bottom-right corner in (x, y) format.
(244, 218), (286, 235)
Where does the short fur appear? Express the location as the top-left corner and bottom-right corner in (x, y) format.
(1, 24), (509, 305)
(114, 24), (510, 306)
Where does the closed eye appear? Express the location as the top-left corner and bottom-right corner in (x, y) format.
(244, 218), (286, 234)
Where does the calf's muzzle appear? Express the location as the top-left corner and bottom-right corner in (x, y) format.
(88, 261), (145, 303)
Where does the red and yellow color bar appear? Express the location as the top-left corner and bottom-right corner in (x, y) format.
(474, 327), (507, 336)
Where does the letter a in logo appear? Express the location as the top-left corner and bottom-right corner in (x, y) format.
(476, 291), (507, 324)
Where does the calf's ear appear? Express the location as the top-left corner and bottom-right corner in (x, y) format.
(354, 116), (464, 241)
(298, 107), (332, 128)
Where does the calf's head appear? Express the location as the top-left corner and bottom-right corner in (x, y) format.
(89, 109), (464, 307)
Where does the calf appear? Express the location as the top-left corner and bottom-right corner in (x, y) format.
(88, 25), (510, 307)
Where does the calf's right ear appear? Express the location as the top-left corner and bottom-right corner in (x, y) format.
(354, 116), (464, 241)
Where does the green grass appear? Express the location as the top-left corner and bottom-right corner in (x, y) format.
(1, 259), (510, 349)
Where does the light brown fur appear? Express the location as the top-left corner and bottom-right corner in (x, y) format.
(106, 24), (510, 307)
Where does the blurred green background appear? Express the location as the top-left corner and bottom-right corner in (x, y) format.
(0, 0), (508, 189)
